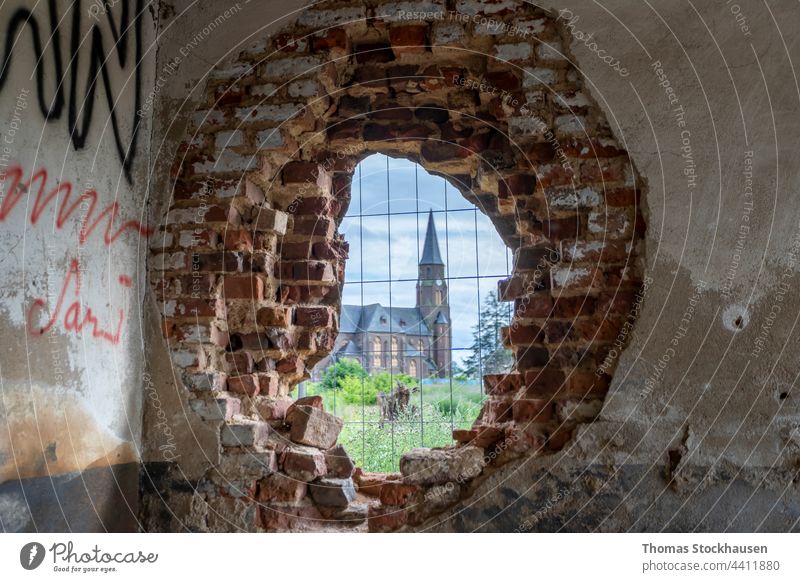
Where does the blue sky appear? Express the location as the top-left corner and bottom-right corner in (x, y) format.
(339, 154), (513, 365)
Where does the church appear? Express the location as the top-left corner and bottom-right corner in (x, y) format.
(313, 210), (452, 380)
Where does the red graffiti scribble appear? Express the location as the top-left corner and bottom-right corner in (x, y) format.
(27, 258), (130, 345)
(0, 165), (152, 246)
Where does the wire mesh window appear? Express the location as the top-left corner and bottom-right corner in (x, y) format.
(306, 154), (513, 473)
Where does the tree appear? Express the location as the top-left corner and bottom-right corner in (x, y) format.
(462, 290), (513, 379)
(319, 358), (367, 392)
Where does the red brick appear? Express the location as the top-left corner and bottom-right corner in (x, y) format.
(552, 295), (597, 318)
(566, 371), (610, 397)
(482, 398), (514, 423)
(291, 261), (335, 283)
(502, 324), (543, 346)
(257, 504), (322, 532)
(515, 295), (553, 319)
(380, 482), (418, 506)
(288, 396), (324, 415)
(228, 374), (260, 397)
(368, 506), (407, 532)
(485, 71), (521, 90)
(295, 306), (334, 327)
(311, 28), (348, 51)
(354, 42), (395, 64)
(543, 216), (580, 241)
(605, 188), (638, 207)
(516, 346), (551, 369)
(351, 65), (391, 90)
(312, 240), (348, 260)
(257, 306), (290, 327)
(483, 372), (523, 396)
(327, 119), (363, 141)
(283, 162), (330, 186)
(421, 141), (470, 163)
(292, 217), (336, 238)
(258, 373), (279, 397)
(226, 351), (255, 374)
(172, 299), (216, 317)
(389, 25), (428, 56)
(223, 229), (254, 252)
(222, 275), (266, 300)
(572, 318), (621, 342)
(257, 473), (307, 503)
(258, 397), (293, 421)
(276, 356), (304, 375)
(522, 368), (568, 397)
(512, 399), (553, 423)
(453, 426), (504, 448)
(292, 196), (339, 216)
(194, 252), (252, 273)
(547, 427), (575, 451)
(499, 174), (537, 199)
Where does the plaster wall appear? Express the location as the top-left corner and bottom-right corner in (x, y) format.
(0, 0), (157, 532)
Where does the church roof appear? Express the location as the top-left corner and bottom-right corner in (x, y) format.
(340, 339), (361, 355)
(420, 210), (444, 266)
(339, 304), (432, 336)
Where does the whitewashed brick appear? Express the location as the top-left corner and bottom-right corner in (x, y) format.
(493, 42), (532, 62)
(215, 130), (244, 149)
(288, 79), (321, 98)
(251, 83), (279, 98)
(297, 6), (366, 28)
(209, 62), (253, 80)
(432, 22), (464, 45)
(546, 186), (601, 209)
(536, 40), (567, 61)
(555, 114), (588, 136)
(556, 91), (591, 108)
(192, 109), (224, 128)
(193, 151), (259, 174)
(262, 55), (323, 80)
(522, 67), (557, 87)
(256, 129), (284, 149)
(171, 348), (197, 368)
(152, 252), (186, 270)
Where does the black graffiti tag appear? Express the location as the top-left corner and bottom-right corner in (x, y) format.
(0, 0), (144, 181)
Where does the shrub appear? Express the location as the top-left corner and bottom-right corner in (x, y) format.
(340, 375), (379, 404)
(319, 358), (366, 392)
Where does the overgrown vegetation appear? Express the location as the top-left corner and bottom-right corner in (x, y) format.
(302, 358), (485, 472)
(337, 401), (481, 473)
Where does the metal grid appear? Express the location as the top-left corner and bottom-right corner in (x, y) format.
(315, 154), (513, 471)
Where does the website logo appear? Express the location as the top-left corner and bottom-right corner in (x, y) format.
(20, 542), (46, 570)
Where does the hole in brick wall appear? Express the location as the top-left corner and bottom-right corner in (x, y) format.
(304, 153), (513, 472)
(149, 2), (649, 531)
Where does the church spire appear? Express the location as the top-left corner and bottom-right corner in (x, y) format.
(420, 209), (444, 266)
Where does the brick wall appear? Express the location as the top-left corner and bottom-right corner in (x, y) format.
(146, 0), (645, 532)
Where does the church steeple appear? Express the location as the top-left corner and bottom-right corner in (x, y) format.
(420, 209), (444, 266)
(416, 210), (450, 378)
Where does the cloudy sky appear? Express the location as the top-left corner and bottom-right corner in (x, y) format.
(339, 154), (513, 366)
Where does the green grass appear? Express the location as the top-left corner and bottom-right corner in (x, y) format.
(328, 380), (485, 473)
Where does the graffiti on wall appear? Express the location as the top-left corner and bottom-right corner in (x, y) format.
(0, 164), (152, 344)
(0, 0), (144, 181)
